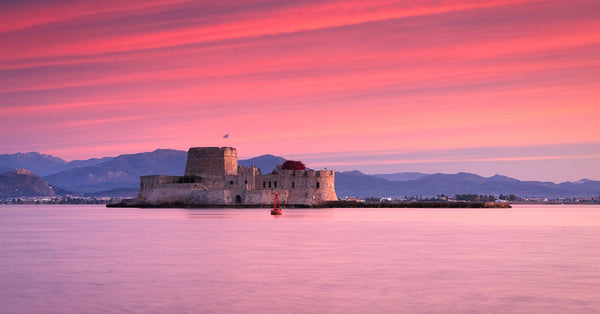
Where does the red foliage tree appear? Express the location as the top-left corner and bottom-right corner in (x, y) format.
(281, 160), (306, 170)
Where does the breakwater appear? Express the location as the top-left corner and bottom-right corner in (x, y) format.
(321, 201), (511, 208)
(107, 200), (510, 209)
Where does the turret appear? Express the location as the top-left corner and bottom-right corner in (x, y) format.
(184, 147), (238, 177)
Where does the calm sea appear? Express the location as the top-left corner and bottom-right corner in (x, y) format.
(1, 204), (599, 313)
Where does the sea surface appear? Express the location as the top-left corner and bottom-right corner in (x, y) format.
(1, 204), (599, 313)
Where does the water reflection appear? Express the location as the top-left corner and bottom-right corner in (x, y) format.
(0, 204), (598, 313)
(184, 208), (338, 220)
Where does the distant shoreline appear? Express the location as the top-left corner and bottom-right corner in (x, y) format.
(106, 200), (511, 209)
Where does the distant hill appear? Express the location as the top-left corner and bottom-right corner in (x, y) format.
(0, 152), (115, 176)
(0, 169), (57, 198)
(372, 172), (429, 181)
(335, 171), (600, 199)
(239, 154), (286, 174)
(335, 170), (395, 198)
(66, 157), (116, 169)
(44, 149), (188, 192)
(0, 152), (67, 176)
(556, 180), (600, 196)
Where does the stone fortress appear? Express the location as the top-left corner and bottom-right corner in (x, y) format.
(135, 147), (337, 206)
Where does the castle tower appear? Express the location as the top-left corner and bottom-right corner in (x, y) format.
(185, 147), (238, 177)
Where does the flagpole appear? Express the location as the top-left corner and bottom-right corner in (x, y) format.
(223, 133), (229, 147)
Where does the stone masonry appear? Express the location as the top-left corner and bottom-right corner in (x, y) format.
(136, 147), (337, 206)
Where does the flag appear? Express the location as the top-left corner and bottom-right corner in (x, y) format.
(223, 134), (229, 138)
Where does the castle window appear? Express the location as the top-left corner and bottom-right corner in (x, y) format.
(274, 181), (278, 188)
(316, 182), (320, 189)
(245, 180), (247, 184)
(292, 182), (295, 188)
(269, 181), (272, 188)
(229, 180), (234, 185)
(263, 181), (266, 188)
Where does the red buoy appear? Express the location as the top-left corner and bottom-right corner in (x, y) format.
(271, 193), (282, 215)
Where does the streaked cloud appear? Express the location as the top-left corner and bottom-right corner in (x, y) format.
(1, 0), (599, 181)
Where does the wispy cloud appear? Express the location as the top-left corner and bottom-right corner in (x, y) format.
(1, 0), (599, 181)
(1, 0), (547, 61)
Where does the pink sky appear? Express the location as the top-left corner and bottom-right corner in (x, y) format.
(1, 0), (599, 182)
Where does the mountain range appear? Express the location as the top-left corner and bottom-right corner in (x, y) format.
(335, 171), (600, 199)
(43, 149), (187, 192)
(1, 150), (598, 198)
(0, 152), (114, 177)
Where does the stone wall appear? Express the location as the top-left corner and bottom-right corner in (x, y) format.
(139, 175), (179, 192)
(136, 147), (337, 206)
(138, 182), (203, 204)
(248, 169), (336, 205)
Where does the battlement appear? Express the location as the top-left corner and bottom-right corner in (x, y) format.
(275, 169), (334, 177)
(316, 170), (335, 177)
(188, 147), (237, 157)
